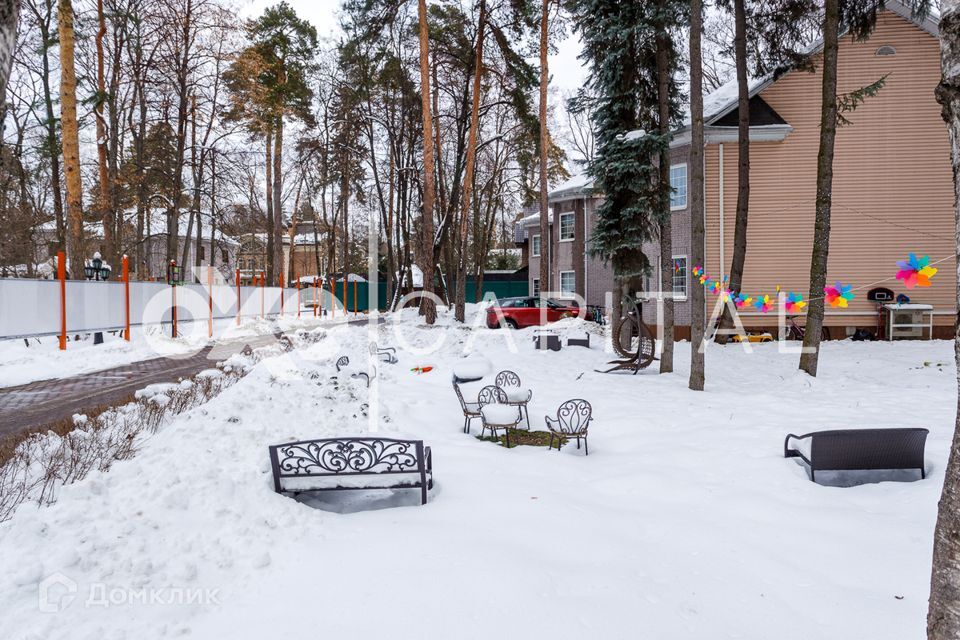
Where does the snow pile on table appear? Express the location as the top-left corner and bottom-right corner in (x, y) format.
(0, 311), (955, 640)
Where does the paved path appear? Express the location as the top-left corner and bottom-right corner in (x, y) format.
(0, 334), (283, 439)
(0, 316), (382, 439)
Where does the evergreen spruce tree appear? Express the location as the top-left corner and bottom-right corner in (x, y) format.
(569, 0), (682, 361)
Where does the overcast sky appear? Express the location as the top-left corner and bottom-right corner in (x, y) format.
(239, 0), (589, 94)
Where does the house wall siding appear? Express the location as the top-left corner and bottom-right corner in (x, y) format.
(704, 10), (955, 332)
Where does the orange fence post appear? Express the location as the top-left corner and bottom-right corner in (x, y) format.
(170, 260), (178, 339)
(235, 268), (241, 326)
(313, 277), (318, 317)
(297, 280), (301, 318)
(260, 271), (265, 318)
(342, 278), (347, 317)
(58, 251), (67, 350)
(279, 272), (285, 316)
(207, 265), (214, 338)
(353, 279), (358, 315)
(122, 255), (130, 341)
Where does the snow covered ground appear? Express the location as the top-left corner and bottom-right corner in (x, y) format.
(0, 311), (343, 388)
(0, 305), (955, 639)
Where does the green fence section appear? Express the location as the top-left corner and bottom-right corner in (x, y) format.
(325, 277), (528, 312)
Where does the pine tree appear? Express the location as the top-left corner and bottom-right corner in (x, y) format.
(58, 0), (85, 279)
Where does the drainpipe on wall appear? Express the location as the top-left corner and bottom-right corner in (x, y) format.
(718, 143), (725, 280)
(583, 196), (589, 307)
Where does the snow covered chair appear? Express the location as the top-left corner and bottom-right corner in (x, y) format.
(545, 399), (593, 455)
(454, 382), (482, 434)
(478, 385), (520, 447)
(370, 341), (398, 364)
(494, 370), (532, 429)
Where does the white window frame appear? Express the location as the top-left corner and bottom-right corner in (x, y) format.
(672, 255), (688, 301)
(532, 278), (541, 297)
(559, 212), (575, 242)
(531, 234), (541, 257)
(670, 163), (688, 211)
(559, 270), (576, 297)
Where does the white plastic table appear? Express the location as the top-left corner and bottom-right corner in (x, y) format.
(884, 303), (933, 340)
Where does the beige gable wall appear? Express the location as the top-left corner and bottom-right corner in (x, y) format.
(705, 10), (955, 333)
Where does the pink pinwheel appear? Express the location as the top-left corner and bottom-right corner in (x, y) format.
(824, 282), (854, 308)
(896, 253), (937, 289)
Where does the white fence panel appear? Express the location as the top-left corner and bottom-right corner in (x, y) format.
(0, 279), (62, 337)
(0, 278), (299, 340)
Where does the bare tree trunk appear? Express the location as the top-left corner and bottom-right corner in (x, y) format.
(799, 0), (839, 376)
(656, 21), (674, 373)
(689, 0), (706, 391)
(0, 0), (19, 113)
(95, 0), (114, 266)
(182, 94), (197, 268)
(273, 120), (284, 285)
(58, 0), (84, 278)
(167, 0), (193, 266)
(538, 0), (550, 299)
(716, 0), (750, 344)
(32, 0), (64, 252)
(455, 0), (486, 323)
(417, 0), (437, 324)
(265, 129), (274, 283)
(929, 3), (960, 636)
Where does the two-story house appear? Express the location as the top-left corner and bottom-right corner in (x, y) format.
(518, 2), (954, 339)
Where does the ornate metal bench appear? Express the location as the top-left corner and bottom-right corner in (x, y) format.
(784, 428), (928, 482)
(269, 437), (434, 505)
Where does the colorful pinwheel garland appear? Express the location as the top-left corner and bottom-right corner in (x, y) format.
(824, 282), (855, 308)
(896, 253), (937, 289)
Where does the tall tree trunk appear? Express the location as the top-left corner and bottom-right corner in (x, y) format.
(656, 21), (674, 374)
(209, 151), (217, 269)
(273, 119), (284, 285)
(95, 0), (114, 266)
(182, 94), (197, 269)
(689, 0), (705, 391)
(455, 0), (486, 323)
(0, 0), (18, 114)
(58, 0), (84, 278)
(265, 129), (274, 283)
(717, 0), (750, 344)
(341, 167), (349, 277)
(416, 0), (437, 324)
(167, 0), (192, 266)
(538, 0), (550, 299)
(798, 0), (839, 376)
(929, 3), (960, 636)
(34, 0), (65, 252)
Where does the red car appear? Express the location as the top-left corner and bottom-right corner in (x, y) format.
(486, 297), (589, 329)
